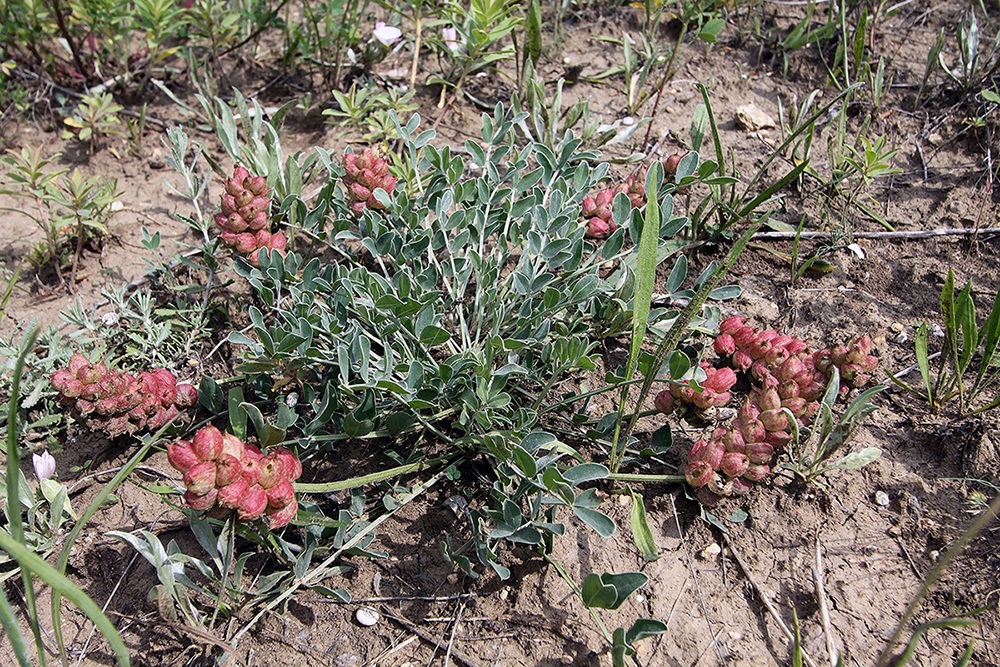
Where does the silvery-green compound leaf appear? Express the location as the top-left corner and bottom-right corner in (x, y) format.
(826, 447), (882, 471)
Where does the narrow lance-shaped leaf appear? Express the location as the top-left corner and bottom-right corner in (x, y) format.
(609, 163), (663, 471)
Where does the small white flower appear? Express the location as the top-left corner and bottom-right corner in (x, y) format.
(373, 22), (402, 46)
(442, 26), (462, 53)
(33, 451), (56, 481)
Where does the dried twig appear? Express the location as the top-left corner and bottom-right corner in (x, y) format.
(812, 539), (839, 667)
(753, 227), (1000, 240)
(380, 607), (487, 667)
(722, 533), (820, 667)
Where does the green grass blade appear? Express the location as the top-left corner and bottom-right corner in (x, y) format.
(51, 433), (159, 664)
(696, 84), (726, 175)
(937, 269), (958, 400)
(972, 287), (1000, 394)
(0, 261), (21, 322)
(955, 640), (975, 667)
(4, 325), (45, 667)
(914, 323), (933, 407)
(610, 163), (663, 472)
(956, 281), (977, 381)
(0, 530), (130, 666)
(0, 584), (32, 667)
(294, 456), (449, 493)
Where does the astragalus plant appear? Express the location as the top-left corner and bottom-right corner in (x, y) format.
(188, 101), (725, 576)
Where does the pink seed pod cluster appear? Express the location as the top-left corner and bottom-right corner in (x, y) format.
(581, 169), (646, 239)
(343, 147), (397, 215)
(214, 165), (287, 265)
(681, 317), (879, 505)
(814, 335), (879, 392)
(655, 362), (737, 414)
(51, 354), (198, 437)
(167, 425), (303, 529)
(684, 386), (796, 506)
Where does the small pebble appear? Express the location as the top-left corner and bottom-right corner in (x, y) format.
(929, 323), (945, 338)
(875, 491), (890, 507)
(355, 606), (380, 627)
(699, 543), (722, 560)
(889, 322), (904, 334)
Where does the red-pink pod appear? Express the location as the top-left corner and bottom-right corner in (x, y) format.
(95, 397), (117, 416)
(256, 453), (287, 489)
(76, 399), (95, 415)
(217, 477), (251, 509)
(662, 152), (684, 177)
(782, 397), (808, 417)
(184, 488), (218, 511)
(239, 456), (261, 487)
(758, 387), (782, 412)
(702, 439), (725, 470)
(714, 333), (736, 356)
(248, 174), (267, 195)
(696, 486), (720, 507)
(174, 383), (198, 408)
(350, 182), (372, 203)
(740, 418), (766, 444)
(51, 369), (75, 393)
(275, 449), (302, 481)
(722, 428), (745, 453)
(730, 478), (752, 496)
(685, 460), (715, 488)
(778, 356), (806, 383)
(581, 195), (598, 218)
(167, 440), (199, 473)
(68, 353), (90, 375)
(720, 451), (749, 478)
(191, 426), (224, 461)
(265, 480), (295, 509)
(148, 405), (179, 429)
(764, 430), (792, 448)
(742, 463), (771, 482)
(739, 399), (760, 422)
(238, 484), (268, 519)
(759, 409), (789, 433)
(732, 326), (757, 348)
(688, 439), (709, 462)
(733, 350), (753, 370)
(266, 499), (298, 529)
(79, 364), (104, 387)
(778, 380), (800, 401)
(692, 389), (716, 410)
(214, 454), (244, 487)
(719, 316), (745, 335)
(712, 391), (733, 408)
(220, 433), (245, 460)
(586, 218), (612, 239)
(184, 461), (217, 496)
(654, 389), (675, 414)
(705, 366), (737, 393)
(746, 442), (774, 464)
(269, 231), (287, 252)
